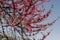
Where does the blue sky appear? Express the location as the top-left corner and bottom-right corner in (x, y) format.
(35, 0), (60, 40)
(45, 0), (60, 40)
(46, 0), (60, 40)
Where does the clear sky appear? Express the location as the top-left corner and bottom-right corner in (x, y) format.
(45, 0), (60, 40)
(35, 0), (60, 40)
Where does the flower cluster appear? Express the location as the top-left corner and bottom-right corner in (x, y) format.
(0, 0), (59, 40)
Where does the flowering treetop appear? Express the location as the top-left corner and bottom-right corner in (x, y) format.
(0, 0), (59, 40)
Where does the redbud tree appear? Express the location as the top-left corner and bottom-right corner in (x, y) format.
(0, 0), (59, 40)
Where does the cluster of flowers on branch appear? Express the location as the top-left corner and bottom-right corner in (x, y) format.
(0, 0), (59, 40)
